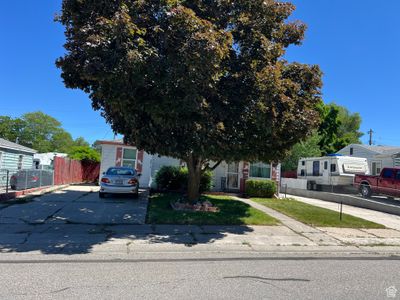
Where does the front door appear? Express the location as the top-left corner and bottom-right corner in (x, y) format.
(227, 162), (239, 190)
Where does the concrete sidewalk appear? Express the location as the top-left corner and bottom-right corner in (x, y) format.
(2, 185), (400, 257)
(287, 194), (400, 231)
(233, 196), (400, 249)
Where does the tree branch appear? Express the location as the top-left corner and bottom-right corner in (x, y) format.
(202, 160), (223, 172)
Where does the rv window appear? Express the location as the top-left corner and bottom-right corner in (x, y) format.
(350, 148), (354, 155)
(330, 164), (336, 172)
(300, 169), (305, 176)
(301, 161), (305, 166)
(324, 161), (328, 170)
(382, 169), (393, 179)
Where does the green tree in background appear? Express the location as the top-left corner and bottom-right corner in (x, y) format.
(318, 103), (363, 155)
(0, 116), (26, 143)
(68, 146), (100, 162)
(57, 0), (323, 202)
(281, 133), (322, 172)
(73, 137), (90, 147)
(282, 103), (363, 171)
(0, 112), (90, 153)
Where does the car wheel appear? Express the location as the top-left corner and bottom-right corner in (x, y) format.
(360, 184), (372, 198)
(99, 192), (106, 198)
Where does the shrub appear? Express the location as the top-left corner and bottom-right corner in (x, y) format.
(245, 179), (277, 198)
(155, 166), (185, 191)
(155, 166), (213, 192)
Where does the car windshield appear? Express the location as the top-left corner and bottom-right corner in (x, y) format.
(106, 168), (135, 176)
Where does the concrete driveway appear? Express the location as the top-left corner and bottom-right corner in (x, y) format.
(0, 185), (148, 225)
(0, 185), (150, 254)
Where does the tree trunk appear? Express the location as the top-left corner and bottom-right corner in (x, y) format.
(186, 155), (202, 203)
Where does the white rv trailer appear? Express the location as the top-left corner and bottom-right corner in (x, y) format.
(297, 155), (369, 190)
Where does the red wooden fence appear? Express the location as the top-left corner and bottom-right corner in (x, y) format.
(54, 157), (100, 185)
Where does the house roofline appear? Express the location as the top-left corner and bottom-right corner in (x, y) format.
(96, 140), (135, 147)
(0, 138), (37, 154)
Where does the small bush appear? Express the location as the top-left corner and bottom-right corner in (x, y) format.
(155, 166), (213, 192)
(199, 170), (213, 192)
(155, 166), (185, 191)
(245, 179), (277, 198)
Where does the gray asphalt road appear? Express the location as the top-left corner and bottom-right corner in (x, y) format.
(1, 256), (399, 300)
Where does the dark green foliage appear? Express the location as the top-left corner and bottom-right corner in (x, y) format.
(68, 146), (101, 162)
(318, 103), (363, 155)
(155, 166), (212, 192)
(57, 0), (323, 200)
(281, 133), (321, 172)
(155, 166), (186, 191)
(245, 179), (277, 198)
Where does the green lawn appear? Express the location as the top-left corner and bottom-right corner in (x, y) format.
(146, 193), (279, 225)
(252, 198), (385, 229)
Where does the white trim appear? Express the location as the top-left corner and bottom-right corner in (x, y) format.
(0, 151), (2, 169)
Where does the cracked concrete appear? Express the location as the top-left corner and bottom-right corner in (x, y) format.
(0, 185), (400, 256)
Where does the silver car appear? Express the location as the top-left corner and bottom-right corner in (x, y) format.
(99, 167), (140, 198)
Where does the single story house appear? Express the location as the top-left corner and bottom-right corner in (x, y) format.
(0, 138), (37, 170)
(337, 144), (400, 175)
(374, 150), (400, 169)
(96, 139), (280, 193)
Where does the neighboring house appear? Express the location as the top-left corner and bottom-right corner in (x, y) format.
(33, 153), (68, 170)
(337, 144), (400, 175)
(374, 150), (400, 169)
(0, 138), (37, 170)
(96, 139), (280, 193)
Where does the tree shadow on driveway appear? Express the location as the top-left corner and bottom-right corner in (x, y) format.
(0, 187), (257, 255)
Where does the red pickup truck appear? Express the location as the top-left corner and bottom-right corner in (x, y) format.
(354, 167), (400, 198)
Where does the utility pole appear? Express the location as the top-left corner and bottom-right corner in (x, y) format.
(367, 129), (374, 145)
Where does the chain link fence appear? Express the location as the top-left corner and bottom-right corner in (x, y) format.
(0, 169), (54, 196)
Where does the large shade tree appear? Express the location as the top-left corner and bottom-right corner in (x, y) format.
(57, 0), (323, 202)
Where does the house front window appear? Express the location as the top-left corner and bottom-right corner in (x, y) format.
(371, 162), (382, 176)
(122, 148), (137, 168)
(249, 162), (271, 179)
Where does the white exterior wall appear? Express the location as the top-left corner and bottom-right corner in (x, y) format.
(337, 144), (378, 159)
(99, 144), (118, 178)
(147, 155), (180, 188)
(140, 152), (152, 187)
(212, 162), (228, 191)
(281, 178), (307, 190)
(338, 144), (383, 176)
(149, 156), (180, 178)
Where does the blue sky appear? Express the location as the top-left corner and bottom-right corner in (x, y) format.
(0, 1), (399, 146)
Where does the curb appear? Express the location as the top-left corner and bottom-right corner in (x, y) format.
(1, 184), (70, 204)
